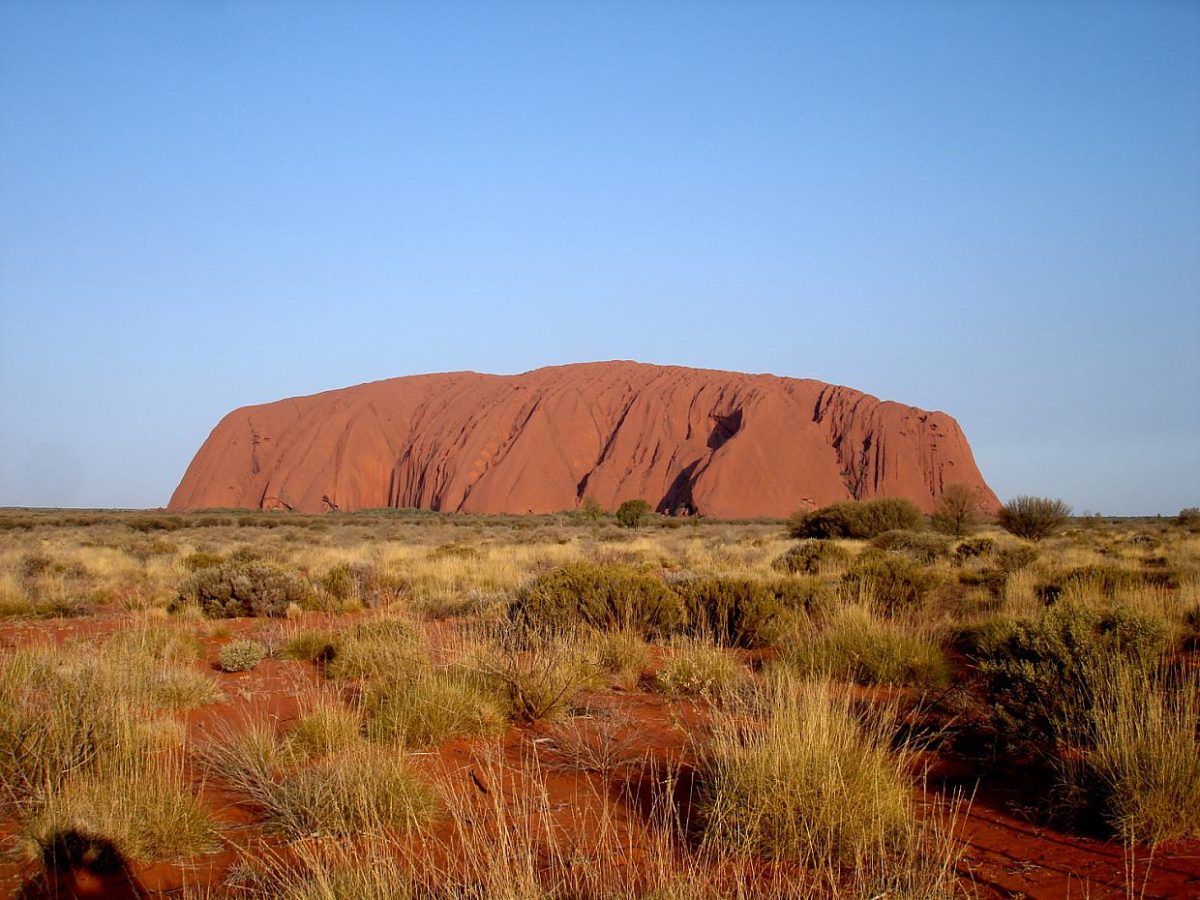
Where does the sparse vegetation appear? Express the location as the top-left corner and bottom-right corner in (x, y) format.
(1, 506), (1195, 896)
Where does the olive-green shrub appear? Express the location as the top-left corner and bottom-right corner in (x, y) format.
(673, 577), (785, 648)
(176, 561), (311, 618)
(788, 498), (924, 540)
(771, 540), (851, 575)
(510, 562), (683, 638)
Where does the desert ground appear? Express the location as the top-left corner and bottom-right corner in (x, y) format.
(1, 504), (1198, 898)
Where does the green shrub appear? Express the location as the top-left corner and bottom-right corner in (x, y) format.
(788, 498), (924, 540)
(1177, 507), (1200, 533)
(841, 552), (937, 615)
(869, 530), (951, 564)
(997, 496), (1072, 541)
(966, 602), (1171, 747)
(511, 563), (683, 639)
(175, 561), (311, 618)
(995, 543), (1039, 572)
(930, 483), (982, 537)
(220, 639), (266, 672)
(782, 606), (950, 687)
(672, 577), (785, 648)
(771, 540), (851, 575)
(616, 499), (653, 528)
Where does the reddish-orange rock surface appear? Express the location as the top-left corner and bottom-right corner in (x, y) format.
(169, 361), (998, 518)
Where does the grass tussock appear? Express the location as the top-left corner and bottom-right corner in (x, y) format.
(780, 604), (950, 687)
(696, 672), (959, 892)
(206, 721), (436, 837)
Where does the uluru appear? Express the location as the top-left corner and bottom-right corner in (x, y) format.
(169, 361), (998, 518)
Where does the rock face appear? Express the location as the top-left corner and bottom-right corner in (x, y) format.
(169, 361), (999, 518)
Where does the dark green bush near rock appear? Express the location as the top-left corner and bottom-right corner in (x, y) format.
(673, 577), (785, 648)
(997, 496), (1072, 541)
(787, 498), (924, 540)
(511, 562), (683, 638)
(841, 551), (937, 615)
(965, 602), (1171, 748)
(869, 530), (951, 564)
(615, 499), (652, 529)
(771, 540), (851, 575)
(175, 561), (311, 618)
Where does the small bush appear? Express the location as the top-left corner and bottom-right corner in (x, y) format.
(176, 561), (311, 618)
(782, 606), (950, 687)
(469, 637), (601, 724)
(930, 483), (982, 537)
(511, 563), (683, 639)
(966, 602), (1171, 747)
(788, 498), (924, 540)
(654, 640), (744, 698)
(771, 540), (851, 575)
(220, 639), (266, 673)
(1177, 507), (1200, 533)
(673, 577), (785, 648)
(997, 496), (1072, 541)
(765, 576), (836, 619)
(616, 499), (653, 528)
(841, 552), (937, 615)
(869, 530), (951, 564)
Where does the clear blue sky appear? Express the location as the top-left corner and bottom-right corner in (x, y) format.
(1, 1), (1197, 515)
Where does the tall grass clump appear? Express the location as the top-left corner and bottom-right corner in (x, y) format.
(1057, 661), (1200, 843)
(696, 673), (918, 870)
(207, 723), (436, 837)
(781, 605), (950, 687)
(362, 667), (507, 746)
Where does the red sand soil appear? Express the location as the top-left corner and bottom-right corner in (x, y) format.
(168, 361), (998, 518)
(3, 616), (1198, 899)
